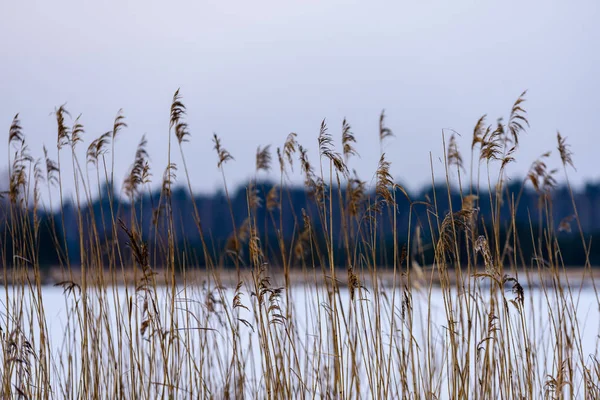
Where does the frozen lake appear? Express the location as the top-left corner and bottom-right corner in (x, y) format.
(2, 281), (599, 399)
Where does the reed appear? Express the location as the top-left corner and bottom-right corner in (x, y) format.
(0, 90), (598, 399)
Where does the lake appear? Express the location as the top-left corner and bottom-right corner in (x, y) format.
(2, 279), (599, 398)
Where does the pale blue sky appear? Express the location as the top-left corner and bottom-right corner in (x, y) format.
(1, 0), (598, 201)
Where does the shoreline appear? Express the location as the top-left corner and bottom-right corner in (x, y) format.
(2, 266), (599, 289)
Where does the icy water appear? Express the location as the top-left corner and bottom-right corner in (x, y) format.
(4, 283), (600, 398)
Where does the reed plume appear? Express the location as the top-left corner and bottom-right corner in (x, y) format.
(299, 144), (325, 201)
(283, 132), (298, 171)
(226, 218), (250, 255)
(55, 105), (71, 149)
(8, 153), (28, 205)
(266, 185), (278, 211)
(247, 181), (261, 210)
(471, 115), (487, 150)
(70, 114), (85, 148)
(161, 163), (177, 197)
(43, 145), (59, 187)
(557, 132), (574, 169)
(507, 90), (529, 145)
(170, 89), (190, 144)
(213, 133), (234, 167)
(341, 118), (357, 161)
(123, 135), (151, 197)
(8, 113), (24, 147)
(112, 109), (127, 139)
(86, 132), (111, 166)
(376, 153), (394, 206)
(447, 133), (464, 171)
(347, 170), (366, 217)
(479, 120), (502, 162)
(379, 109), (394, 146)
(527, 152), (557, 194)
(256, 145), (272, 172)
(318, 119), (347, 176)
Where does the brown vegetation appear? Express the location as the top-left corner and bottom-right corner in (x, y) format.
(1, 90), (599, 399)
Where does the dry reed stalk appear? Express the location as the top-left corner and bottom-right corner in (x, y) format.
(0, 91), (597, 399)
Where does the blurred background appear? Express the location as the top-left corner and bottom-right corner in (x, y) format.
(1, 0), (598, 196)
(1, 0), (599, 266)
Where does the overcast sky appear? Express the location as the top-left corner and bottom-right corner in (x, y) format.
(1, 0), (598, 202)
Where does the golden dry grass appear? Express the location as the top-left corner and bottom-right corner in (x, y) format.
(1, 90), (599, 399)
